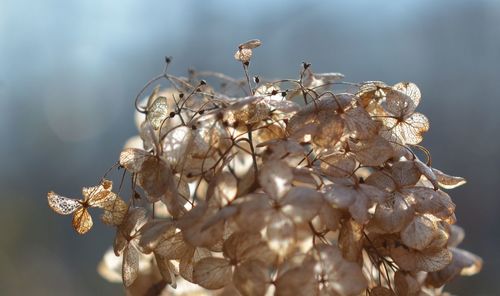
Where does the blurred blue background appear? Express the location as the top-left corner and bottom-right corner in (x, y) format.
(1, 0), (499, 295)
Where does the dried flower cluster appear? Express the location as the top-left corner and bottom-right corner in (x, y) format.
(48, 40), (481, 295)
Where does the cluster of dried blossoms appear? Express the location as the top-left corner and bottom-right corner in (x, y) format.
(48, 40), (481, 295)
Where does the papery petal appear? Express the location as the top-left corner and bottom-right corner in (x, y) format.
(178, 247), (208, 283)
(368, 194), (414, 233)
(233, 260), (271, 296)
(193, 257), (233, 290)
(391, 246), (452, 272)
(319, 153), (356, 178)
(406, 187), (455, 219)
(390, 161), (421, 187)
(47, 191), (81, 215)
(339, 219), (364, 262)
(146, 96), (169, 130)
(259, 160), (293, 200)
(281, 187), (323, 223)
(161, 126), (192, 169)
(316, 244), (367, 296)
(370, 286), (396, 296)
(432, 168), (467, 189)
(122, 244), (140, 287)
(275, 262), (317, 296)
(72, 207), (93, 234)
(322, 184), (356, 208)
(155, 254), (177, 288)
(426, 248), (482, 287)
(401, 215), (438, 251)
(137, 220), (174, 254)
(178, 201), (224, 248)
(266, 212), (296, 257)
(349, 136), (393, 166)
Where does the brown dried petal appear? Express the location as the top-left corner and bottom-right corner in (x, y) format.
(114, 229), (128, 256)
(259, 139), (304, 159)
(349, 136), (393, 166)
(137, 220), (175, 254)
(266, 212), (295, 257)
(415, 159), (439, 189)
(393, 82), (421, 108)
(356, 81), (390, 108)
(369, 194), (414, 233)
(155, 232), (190, 259)
(82, 178), (112, 197)
(179, 201), (224, 248)
(320, 153), (356, 178)
(313, 72), (345, 82)
(275, 263), (318, 296)
(146, 96), (169, 130)
(371, 287), (396, 296)
(316, 244), (367, 296)
(47, 191), (81, 215)
(119, 148), (150, 173)
(426, 221), (450, 251)
(122, 244), (140, 287)
(325, 182), (383, 223)
(138, 157), (173, 202)
(432, 168), (467, 189)
(72, 207), (93, 234)
(313, 113), (344, 148)
(386, 112), (429, 145)
(101, 196), (128, 226)
(394, 271), (421, 296)
(322, 184), (356, 208)
(359, 183), (387, 203)
(343, 105), (380, 139)
(382, 88), (416, 117)
(155, 254), (177, 288)
(193, 257), (233, 290)
(407, 187), (455, 219)
(239, 39), (262, 49)
(339, 219), (364, 262)
(119, 207), (148, 237)
(390, 161), (421, 187)
(426, 248), (482, 287)
(160, 175), (186, 219)
(314, 203), (342, 232)
(223, 232), (270, 263)
(207, 171), (238, 206)
(179, 247), (211, 282)
(391, 246), (452, 272)
(233, 259), (271, 296)
(161, 126), (192, 168)
(365, 171), (397, 192)
(348, 192), (371, 224)
(223, 232), (262, 262)
(281, 187), (323, 223)
(259, 160), (293, 200)
(401, 215), (438, 251)
(234, 48), (252, 63)
(447, 225), (465, 248)
(234, 195), (272, 233)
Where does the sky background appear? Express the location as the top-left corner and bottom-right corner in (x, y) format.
(1, 0), (499, 295)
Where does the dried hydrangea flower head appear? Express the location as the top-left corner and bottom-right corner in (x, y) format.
(48, 39), (481, 295)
